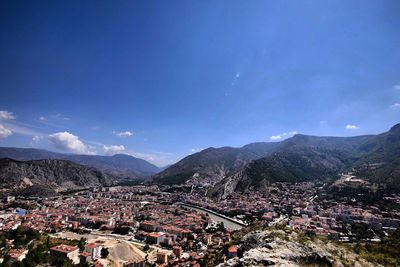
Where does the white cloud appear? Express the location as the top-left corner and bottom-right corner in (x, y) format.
(115, 131), (133, 137)
(270, 135), (282, 140)
(390, 103), (400, 110)
(48, 131), (92, 154)
(103, 145), (126, 155)
(51, 113), (68, 120)
(30, 135), (42, 146)
(0, 111), (16, 120)
(319, 120), (327, 124)
(270, 131), (298, 141)
(39, 113), (70, 123)
(31, 135), (41, 144)
(393, 84), (400, 90)
(235, 72), (241, 78)
(345, 124), (359, 130)
(0, 124), (12, 138)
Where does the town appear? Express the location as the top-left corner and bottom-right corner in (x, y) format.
(1, 179), (399, 267)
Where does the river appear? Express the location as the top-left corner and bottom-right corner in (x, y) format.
(180, 204), (245, 230)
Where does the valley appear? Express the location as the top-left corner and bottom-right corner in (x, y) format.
(0, 124), (400, 266)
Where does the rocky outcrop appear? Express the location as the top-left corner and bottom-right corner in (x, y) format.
(217, 229), (379, 267)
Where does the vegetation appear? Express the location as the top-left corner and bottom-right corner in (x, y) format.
(112, 226), (131, 235)
(0, 227), (88, 267)
(354, 228), (400, 266)
(0, 226), (40, 248)
(100, 247), (109, 258)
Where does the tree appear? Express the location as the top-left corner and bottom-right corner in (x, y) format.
(78, 237), (86, 251)
(217, 222), (225, 232)
(101, 247), (109, 258)
(112, 226), (130, 235)
(45, 236), (50, 249)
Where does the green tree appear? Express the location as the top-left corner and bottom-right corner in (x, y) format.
(101, 247), (109, 258)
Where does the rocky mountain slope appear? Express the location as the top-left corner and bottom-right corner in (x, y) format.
(210, 123), (400, 198)
(0, 158), (113, 196)
(152, 142), (281, 185)
(0, 147), (160, 179)
(152, 123), (400, 196)
(352, 123), (400, 186)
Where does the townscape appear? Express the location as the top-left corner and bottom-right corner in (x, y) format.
(2, 0), (400, 266)
(1, 176), (400, 266)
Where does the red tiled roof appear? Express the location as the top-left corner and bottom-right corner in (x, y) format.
(228, 245), (238, 253)
(86, 243), (100, 248)
(50, 244), (78, 253)
(81, 251), (91, 257)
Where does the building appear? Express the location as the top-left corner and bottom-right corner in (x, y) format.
(123, 259), (145, 267)
(8, 249), (28, 261)
(50, 244), (80, 264)
(228, 245), (238, 258)
(173, 246), (182, 258)
(140, 221), (158, 232)
(6, 196), (15, 203)
(145, 232), (165, 244)
(156, 251), (168, 264)
(79, 251), (91, 264)
(84, 243), (102, 260)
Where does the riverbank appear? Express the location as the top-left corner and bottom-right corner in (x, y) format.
(180, 203), (247, 230)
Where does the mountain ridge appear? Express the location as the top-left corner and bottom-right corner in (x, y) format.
(209, 124), (400, 198)
(152, 142), (281, 185)
(0, 158), (113, 197)
(153, 124), (400, 197)
(0, 147), (160, 179)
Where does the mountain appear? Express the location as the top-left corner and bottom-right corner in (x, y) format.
(0, 158), (113, 196)
(153, 133), (374, 186)
(152, 142), (281, 185)
(208, 144), (357, 199)
(209, 124), (400, 198)
(352, 123), (400, 187)
(0, 147), (160, 179)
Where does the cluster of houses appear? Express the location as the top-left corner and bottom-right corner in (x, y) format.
(2, 182), (400, 266)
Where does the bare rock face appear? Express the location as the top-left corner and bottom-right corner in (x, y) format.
(217, 229), (380, 267)
(19, 177), (34, 188)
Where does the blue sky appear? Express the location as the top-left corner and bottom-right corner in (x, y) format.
(0, 0), (399, 166)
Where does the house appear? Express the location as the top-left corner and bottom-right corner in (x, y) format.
(146, 232), (165, 244)
(173, 246), (182, 258)
(228, 245), (238, 258)
(140, 221), (158, 232)
(80, 251), (91, 264)
(8, 249), (28, 261)
(50, 244), (80, 264)
(156, 251), (168, 264)
(123, 259), (146, 267)
(85, 243), (102, 260)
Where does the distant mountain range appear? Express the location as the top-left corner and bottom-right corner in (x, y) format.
(0, 158), (113, 197)
(154, 123), (400, 198)
(0, 147), (160, 179)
